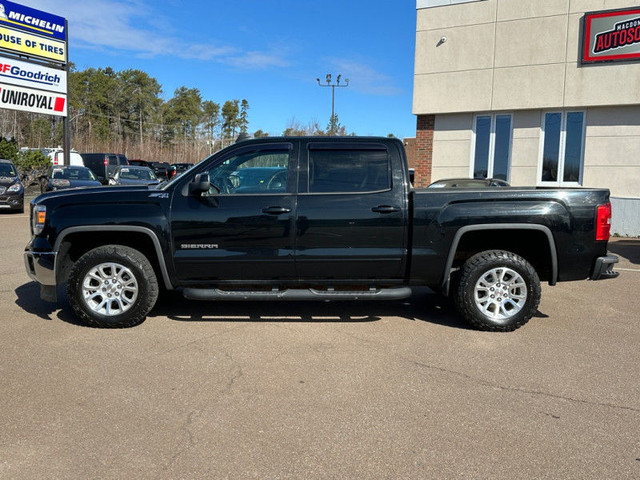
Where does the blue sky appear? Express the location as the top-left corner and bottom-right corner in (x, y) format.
(26, 0), (418, 139)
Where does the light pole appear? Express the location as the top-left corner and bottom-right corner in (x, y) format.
(316, 74), (349, 134)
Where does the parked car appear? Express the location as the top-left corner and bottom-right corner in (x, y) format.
(108, 166), (160, 186)
(428, 178), (510, 188)
(24, 137), (618, 331)
(80, 153), (130, 184)
(169, 162), (193, 179)
(128, 159), (151, 167)
(0, 159), (24, 213)
(40, 165), (101, 193)
(48, 148), (84, 166)
(149, 162), (171, 180)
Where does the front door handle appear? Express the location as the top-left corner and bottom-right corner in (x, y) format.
(371, 205), (400, 214)
(262, 206), (291, 215)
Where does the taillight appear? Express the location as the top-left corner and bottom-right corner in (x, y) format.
(596, 202), (612, 241)
(53, 153), (59, 165)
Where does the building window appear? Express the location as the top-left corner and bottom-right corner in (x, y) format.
(539, 111), (585, 186)
(471, 114), (512, 181)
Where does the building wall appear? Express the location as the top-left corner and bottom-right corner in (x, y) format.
(413, 0), (640, 115)
(430, 106), (640, 197)
(414, 0), (640, 233)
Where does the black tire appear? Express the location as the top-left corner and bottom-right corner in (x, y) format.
(67, 245), (158, 328)
(454, 250), (541, 332)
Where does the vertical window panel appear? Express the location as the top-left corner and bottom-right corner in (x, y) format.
(539, 111), (584, 185)
(542, 113), (561, 182)
(473, 116), (491, 179)
(493, 115), (512, 181)
(564, 112), (584, 183)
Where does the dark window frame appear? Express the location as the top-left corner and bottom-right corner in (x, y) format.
(303, 143), (392, 195)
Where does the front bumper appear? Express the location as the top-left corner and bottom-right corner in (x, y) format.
(24, 250), (57, 284)
(0, 193), (24, 210)
(591, 255), (619, 280)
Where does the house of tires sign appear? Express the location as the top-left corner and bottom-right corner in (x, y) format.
(0, 0), (67, 117)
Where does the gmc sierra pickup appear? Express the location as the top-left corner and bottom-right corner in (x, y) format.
(24, 137), (618, 331)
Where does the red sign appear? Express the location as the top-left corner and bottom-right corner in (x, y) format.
(583, 7), (640, 64)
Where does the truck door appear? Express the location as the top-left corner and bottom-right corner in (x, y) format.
(170, 142), (298, 282)
(295, 142), (408, 280)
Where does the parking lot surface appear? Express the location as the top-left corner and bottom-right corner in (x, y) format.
(1, 210), (638, 479)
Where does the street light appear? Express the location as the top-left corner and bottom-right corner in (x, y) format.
(316, 73), (349, 134)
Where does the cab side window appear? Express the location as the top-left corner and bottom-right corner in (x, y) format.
(309, 148), (390, 193)
(205, 149), (290, 195)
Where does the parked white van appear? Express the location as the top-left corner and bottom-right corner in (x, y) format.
(48, 147), (83, 166)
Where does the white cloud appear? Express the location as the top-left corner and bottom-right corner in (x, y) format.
(326, 58), (403, 96)
(25, 0), (289, 68)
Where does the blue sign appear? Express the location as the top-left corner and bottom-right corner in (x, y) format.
(0, 1), (66, 42)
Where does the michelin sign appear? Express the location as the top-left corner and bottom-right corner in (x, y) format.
(0, 1), (67, 117)
(0, 1), (66, 41)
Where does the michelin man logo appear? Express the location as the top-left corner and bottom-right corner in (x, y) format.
(0, 5), (6, 20)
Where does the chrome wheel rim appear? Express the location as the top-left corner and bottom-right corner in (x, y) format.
(81, 262), (139, 316)
(474, 267), (527, 321)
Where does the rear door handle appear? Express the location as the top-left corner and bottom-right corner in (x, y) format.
(262, 206), (291, 215)
(371, 205), (400, 214)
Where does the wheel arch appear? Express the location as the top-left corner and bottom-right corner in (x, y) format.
(442, 224), (557, 296)
(54, 226), (173, 290)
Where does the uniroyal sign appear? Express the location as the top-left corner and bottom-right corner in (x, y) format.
(583, 7), (640, 64)
(0, 57), (65, 93)
(0, 82), (66, 116)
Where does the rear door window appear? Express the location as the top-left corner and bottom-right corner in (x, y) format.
(308, 146), (390, 193)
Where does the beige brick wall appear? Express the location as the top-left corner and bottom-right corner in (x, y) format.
(430, 107), (640, 197)
(413, 0), (640, 114)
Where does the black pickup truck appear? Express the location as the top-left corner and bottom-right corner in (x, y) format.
(24, 137), (618, 331)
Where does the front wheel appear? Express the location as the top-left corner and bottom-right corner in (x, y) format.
(67, 245), (159, 328)
(454, 250), (541, 332)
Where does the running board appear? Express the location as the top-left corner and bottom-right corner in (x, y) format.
(182, 287), (412, 302)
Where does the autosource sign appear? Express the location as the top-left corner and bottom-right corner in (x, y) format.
(583, 7), (640, 63)
(0, 82), (66, 116)
(0, 57), (65, 93)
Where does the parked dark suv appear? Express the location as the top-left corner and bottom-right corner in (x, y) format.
(0, 159), (24, 213)
(80, 153), (129, 184)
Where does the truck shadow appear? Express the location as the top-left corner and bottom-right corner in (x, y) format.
(15, 282), (475, 330)
(13, 282), (86, 326)
(608, 239), (640, 265)
(149, 287), (473, 330)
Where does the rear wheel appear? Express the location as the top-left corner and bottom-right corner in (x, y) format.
(454, 250), (541, 332)
(67, 245), (158, 328)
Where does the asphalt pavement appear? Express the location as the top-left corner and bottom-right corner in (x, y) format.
(0, 210), (638, 479)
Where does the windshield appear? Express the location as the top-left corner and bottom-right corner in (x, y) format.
(51, 168), (97, 181)
(0, 164), (17, 177)
(119, 167), (156, 180)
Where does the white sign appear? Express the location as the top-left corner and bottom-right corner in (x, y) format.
(0, 57), (65, 93)
(0, 81), (66, 116)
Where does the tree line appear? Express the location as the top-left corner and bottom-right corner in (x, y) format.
(0, 66), (252, 164)
(0, 65), (355, 164)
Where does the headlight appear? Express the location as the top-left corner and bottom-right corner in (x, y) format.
(7, 183), (22, 193)
(32, 205), (46, 235)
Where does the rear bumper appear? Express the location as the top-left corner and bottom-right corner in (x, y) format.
(591, 255), (619, 280)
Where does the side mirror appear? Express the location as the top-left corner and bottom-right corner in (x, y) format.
(189, 173), (211, 195)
